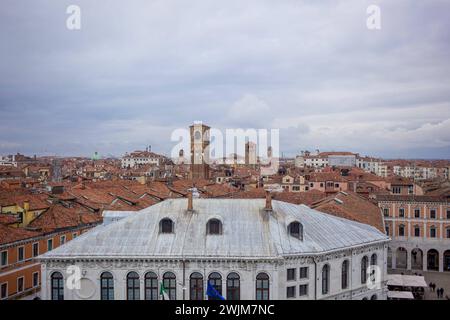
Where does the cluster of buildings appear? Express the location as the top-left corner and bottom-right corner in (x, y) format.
(1, 122), (449, 300)
(294, 150), (449, 181)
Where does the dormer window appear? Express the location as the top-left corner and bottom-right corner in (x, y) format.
(160, 218), (174, 233)
(288, 221), (303, 240)
(207, 219), (222, 235)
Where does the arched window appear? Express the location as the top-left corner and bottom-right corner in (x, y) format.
(100, 272), (114, 300)
(51, 272), (64, 300)
(226, 272), (240, 300)
(163, 272), (176, 300)
(144, 272), (158, 300)
(127, 272), (140, 300)
(361, 256), (369, 284)
(256, 273), (270, 300)
(207, 219), (222, 235)
(322, 264), (330, 295)
(371, 294), (377, 300)
(160, 218), (174, 233)
(287, 221), (303, 240)
(190, 272), (204, 300)
(208, 272), (222, 300)
(371, 253), (377, 266)
(341, 260), (349, 289)
(398, 224), (405, 237)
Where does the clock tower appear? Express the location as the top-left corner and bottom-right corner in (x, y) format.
(189, 121), (210, 179)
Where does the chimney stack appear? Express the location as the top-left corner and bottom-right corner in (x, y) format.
(187, 190), (193, 211)
(265, 190), (272, 211)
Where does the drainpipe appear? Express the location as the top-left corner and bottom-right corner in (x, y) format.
(350, 252), (353, 300)
(313, 257), (318, 300)
(182, 259), (186, 300)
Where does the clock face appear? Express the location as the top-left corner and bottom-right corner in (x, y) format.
(194, 131), (201, 141)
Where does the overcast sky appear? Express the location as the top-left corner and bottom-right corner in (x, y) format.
(1, 0), (450, 159)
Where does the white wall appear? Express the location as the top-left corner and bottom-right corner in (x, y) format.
(41, 243), (388, 300)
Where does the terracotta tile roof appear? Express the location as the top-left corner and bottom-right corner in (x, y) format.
(346, 170), (386, 182)
(274, 190), (327, 206)
(349, 181), (383, 194)
(0, 224), (41, 245)
(426, 186), (450, 197)
(375, 194), (448, 203)
(0, 214), (20, 225)
(28, 203), (102, 233)
(307, 172), (348, 182)
(0, 193), (50, 210)
(226, 189), (327, 206)
(311, 191), (384, 232)
(227, 188), (267, 199)
(387, 176), (415, 185)
(199, 184), (239, 198)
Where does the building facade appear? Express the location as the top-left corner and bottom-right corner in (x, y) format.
(121, 151), (160, 169)
(377, 195), (450, 273)
(39, 197), (389, 300)
(0, 225), (94, 300)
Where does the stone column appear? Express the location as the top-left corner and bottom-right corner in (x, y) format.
(407, 249), (412, 270)
(392, 248), (397, 269)
(439, 250), (444, 273)
(423, 252), (428, 272)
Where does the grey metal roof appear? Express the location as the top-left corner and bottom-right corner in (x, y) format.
(40, 199), (389, 260)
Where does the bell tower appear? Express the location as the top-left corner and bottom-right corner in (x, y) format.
(189, 121), (210, 179)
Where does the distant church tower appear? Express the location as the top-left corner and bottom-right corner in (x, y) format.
(245, 141), (257, 168)
(190, 122), (210, 179)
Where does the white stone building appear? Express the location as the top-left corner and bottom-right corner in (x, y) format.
(39, 196), (389, 300)
(0, 155), (17, 167)
(121, 151), (160, 169)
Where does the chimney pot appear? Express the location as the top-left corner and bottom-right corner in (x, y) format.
(265, 191), (272, 211)
(187, 191), (193, 211)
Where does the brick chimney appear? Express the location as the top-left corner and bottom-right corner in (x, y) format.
(265, 190), (272, 211)
(187, 190), (193, 211)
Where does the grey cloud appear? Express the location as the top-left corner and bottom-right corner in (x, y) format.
(0, 0), (450, 158)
